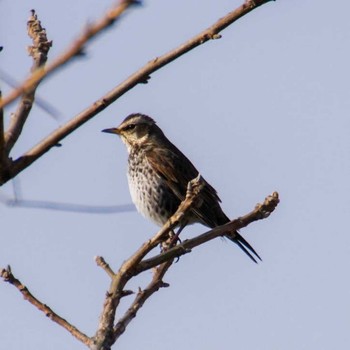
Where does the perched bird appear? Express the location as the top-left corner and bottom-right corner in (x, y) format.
(102, 113), (261, 263)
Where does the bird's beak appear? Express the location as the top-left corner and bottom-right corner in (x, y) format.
(102, 127), (121, 135)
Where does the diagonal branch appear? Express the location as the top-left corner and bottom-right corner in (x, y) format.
(136, 191), (280, 273)
(0, 0), (274, 186)
(94, 189), (279, 349)
(0, 0), (139, 110)
(111, 191), (279, 343)
(113, 260), (172, 342)
(95, 256), (116, 278)
(92, 176), (204, 350)
(4, 10), (52, 155)
(2, 175), (198, 350)
(0, 266), (93, 347)
(1, 185), (279, 349)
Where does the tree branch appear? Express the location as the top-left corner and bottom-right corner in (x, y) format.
(1, 2), (278, 348)
(95, 256), (116, 278)
(0, 0), (274, 186)
(0, 0), (138, 110)
(4, 10), (52, 155)
(136, 191), (279, 273)
(110, 191), (279, 344)
(113, 260), (172, 342)
(0, 266), (92, 347)
(1, 186), (279, 349)
(92, 188), (279, 349)
(91, 176), (204, 350)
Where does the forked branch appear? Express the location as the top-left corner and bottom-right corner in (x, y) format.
(136, 191), (279, 273)
(0, 266), (92, 347)
(0, 0), (138, 110)
(1, 184), (279, 350)
(0, 0), (274, 185)
(1, 1), (277, 349)
(92, 175), (204, 349)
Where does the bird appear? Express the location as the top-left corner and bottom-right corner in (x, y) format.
(102, 113), (261, 263)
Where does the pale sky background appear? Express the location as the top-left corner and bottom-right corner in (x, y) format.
(1, 1), (349, 349)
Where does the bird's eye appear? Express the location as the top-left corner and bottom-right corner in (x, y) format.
(124, 124), (136, 131)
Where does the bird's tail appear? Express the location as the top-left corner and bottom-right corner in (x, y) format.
(225, 231), (262, 263)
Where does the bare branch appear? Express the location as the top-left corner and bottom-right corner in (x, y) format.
(0, 0), (138, 110)
(92, 176), (204, 350)
(95, 256), (116, 278)
(93, 188), (279, 349)
(4, 10), (52, 154)
(113, 260), (172, 342)
(0, 266), (93, 347)
(1, 188), (279, 349)
(1, 2), (278, 348)
(0, 0), (274, 186)
(137, 192), (280, 273)
(111, 190), (280, 343)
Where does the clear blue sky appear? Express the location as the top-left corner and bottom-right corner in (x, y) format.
(1, 1), (349, 349)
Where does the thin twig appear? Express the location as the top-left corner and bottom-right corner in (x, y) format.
(0, 0), (274, 186)
(95, 256), (116, 278)
(0, 266), (93, 347)
(0, 0), (138, 110)
(113, 260), (172, 341)
(4, 10), (52, 155)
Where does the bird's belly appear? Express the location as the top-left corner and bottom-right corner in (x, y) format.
(127, 168), (180, 227)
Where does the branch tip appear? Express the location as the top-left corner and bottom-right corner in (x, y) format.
(0, 265), (12, 281)
(95, 256), (115, 278)
(121, 290), (134, 297)
(139, 75), (151, 84)
(255, 191), (279, 218)
(160, 281), (170, 288)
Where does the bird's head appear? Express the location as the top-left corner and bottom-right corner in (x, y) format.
(102, 114), (159, 152)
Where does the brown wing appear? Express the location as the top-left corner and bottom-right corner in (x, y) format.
(145, 135), (261, 263)
(145, 139), (229, 228)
